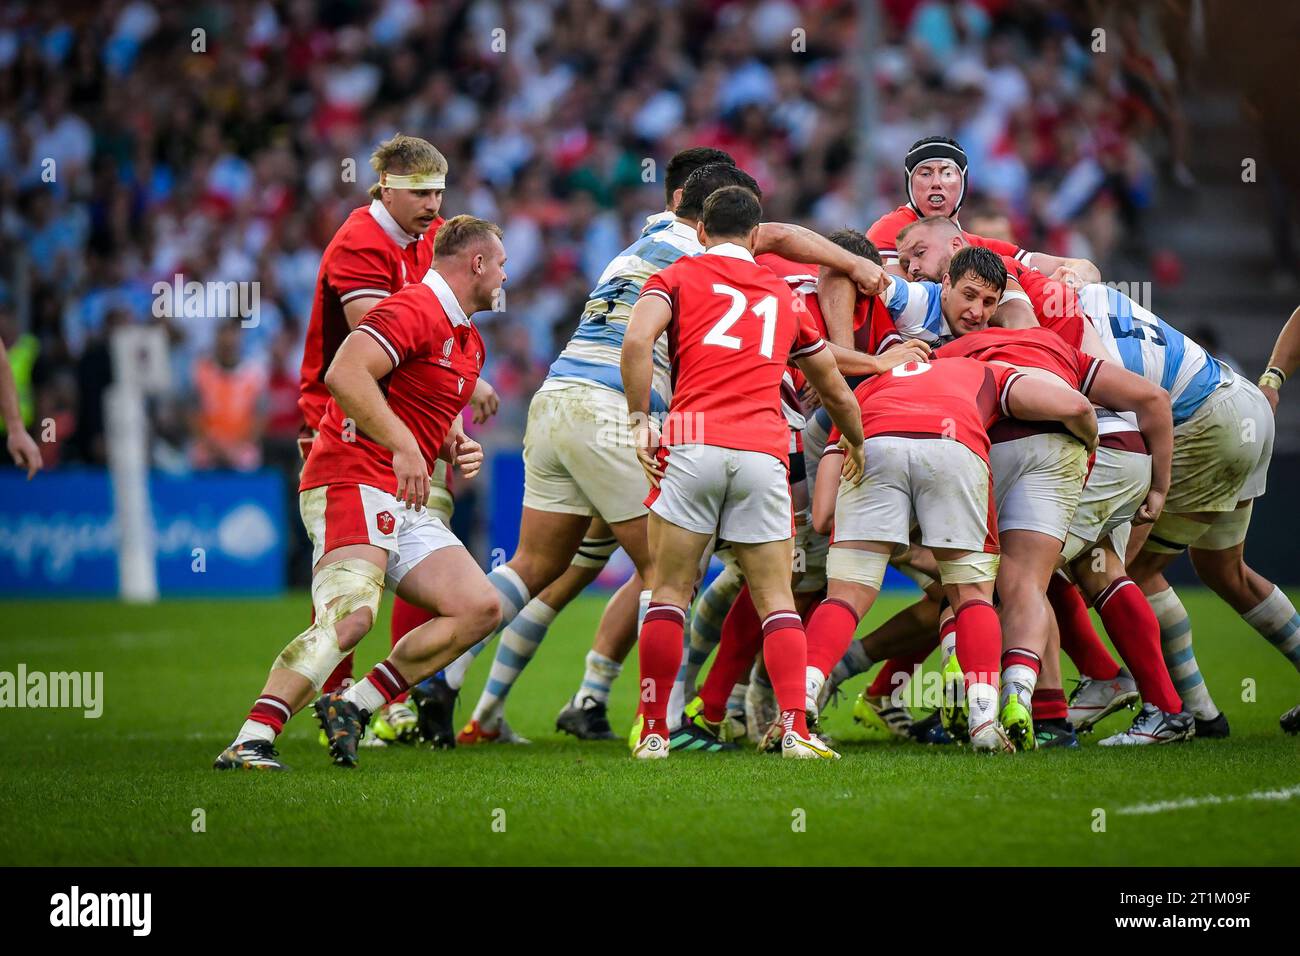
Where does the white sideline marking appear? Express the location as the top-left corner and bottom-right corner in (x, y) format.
(1116, 784), (1300, 816)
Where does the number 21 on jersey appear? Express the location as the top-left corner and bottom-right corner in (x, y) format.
(703, 284), (778, 358)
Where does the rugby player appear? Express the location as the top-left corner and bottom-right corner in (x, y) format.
(294, 134), (498, 746)
(809, 347), (1098, 753)
(1259, 305), (1299, 733)
(214, 217), (505, 770)
(421, 154), (891, 746)
(900, 218), (1190, 747)
(624, 185), (865, 759)
(1076, 283), (1293, 741)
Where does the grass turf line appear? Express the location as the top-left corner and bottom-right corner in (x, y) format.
(1, 589), (1297, 866)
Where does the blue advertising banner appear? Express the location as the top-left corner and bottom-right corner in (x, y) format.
(0, 469), (286, 597)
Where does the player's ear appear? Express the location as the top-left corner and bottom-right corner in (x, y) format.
(695, 221), (707, 246)
(671, 187), (684, 210)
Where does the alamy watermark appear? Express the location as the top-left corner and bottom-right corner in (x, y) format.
(0, 664), (103, 718)
(152, 273), (261, 328)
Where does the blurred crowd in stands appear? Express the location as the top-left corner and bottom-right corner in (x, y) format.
(1, 0), (1198, 483)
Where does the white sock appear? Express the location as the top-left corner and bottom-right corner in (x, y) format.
(1000, 660), (1038, 711)
(830, 640), (874, 688)
(1149, 586), (1219, 719)
(967, 681), (998, 729)
(235, 719), (275, 745)
(577, 650), (621, 705)
(805, 666), (826, 713)
(473, 599), (558, 726)
(343, 676), (385, 715)
(1243, 586), (1300, 671)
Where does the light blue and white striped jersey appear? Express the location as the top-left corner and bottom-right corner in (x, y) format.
(1077, 284), (1228, 425)
(880, 275), (953, 345)
(542, 212), (699, 412)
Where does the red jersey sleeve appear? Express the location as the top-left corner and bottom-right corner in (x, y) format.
(1076, 351), (1103, 397)
(789, 291), (828, 360)
(639, 271), (675, 309)
(328, 241), (397, 306)
(990, 363), (1026, 422)
(355, 296), (433, 369)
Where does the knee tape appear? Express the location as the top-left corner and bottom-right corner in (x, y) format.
(937, 552), (1000, 585)
(572, 534), (619, 569)
(1145, 511), (1211, 554)
(274, 559), (385, 689)
(826, 548), (889, 590)
(1195, 501), (1253, 552)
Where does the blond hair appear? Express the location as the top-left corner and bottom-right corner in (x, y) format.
(368, 133), (448, 200)
(433, 215), (504, 259)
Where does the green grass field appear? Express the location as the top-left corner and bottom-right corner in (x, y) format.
(1, 588), (1298, 866)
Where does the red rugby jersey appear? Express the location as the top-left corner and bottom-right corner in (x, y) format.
(301, 270), (482, 495)
(868, 203), (1024, 267)
(828, 357), (1021, 465)
(640, 244), (826, 461)
(935, 326), (1100, 395)
(1001, 256), (1085, 348)
(298, 201), (439, 429)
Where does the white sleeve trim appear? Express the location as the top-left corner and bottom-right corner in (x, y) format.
(340, 288), (391, 304)
(999, 371), (1025, 417)
(790, 338), (827, 359)
(1017, 251), (1033, 265)
(999, 289), (1031, 307)
(358, 325), (400, 367)
(640, 287), (673, 307)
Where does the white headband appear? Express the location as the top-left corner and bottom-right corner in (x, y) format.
(379, 171), (447, 190)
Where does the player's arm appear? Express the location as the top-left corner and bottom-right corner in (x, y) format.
(795, 346), (864, 478)
(1024, 253), (1101, 287)
(0, 338), (40, 479)
(1084, 361), (1173, 522)
(1260, 304), (1300, 412)
(1003, 373), (1098, 453)
(812, 450), (842, 535)
(324, 330), (428, 511)
(622, 292), (673, 486)
(811, 269), (856, 347)
(756, 222), (888, 297)
(992, 277), (1039, 330)
(824, 339), (931, 377)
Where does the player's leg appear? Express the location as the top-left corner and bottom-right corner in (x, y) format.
(461, 518), (619, 743)
(1126, 529), (1226, 734)
(216, 483), (393, 770)
(1189, 512), (1300, 680)
(683, 559), (745, 702)
(635, 511), (714, 756)
(1028, 622), (1077, 747)
(1072, 534), (1191, 744)
(912, 438), (1011, 752)
(372, 477), (456, 746)
(558, 570), (643, 739)
(806, 541), (889, 720)
(994, 528), (1062, 749)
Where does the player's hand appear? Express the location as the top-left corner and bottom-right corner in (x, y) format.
(453, 434), (483, 480)
(1134, 489), (1166, 525)
(469, 377), (500, 425)
(799, 380), (822, 410)
(392, 443), (429, 512)
(634, 418), (664, 488)
(876, 339), (932, 372)
(849, 257), (889, 297)
(1049, 266), (1083, 290)
(1261, 384), (1279, 414)
(839, 437), (865, 485)
(7, 428), (42, 480)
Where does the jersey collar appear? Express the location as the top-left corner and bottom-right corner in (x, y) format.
(368, 199), (422, 250)
(422, 270), (471, 327)
(703, 242), (756, 263)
